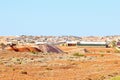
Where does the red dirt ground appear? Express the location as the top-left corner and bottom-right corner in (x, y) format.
(0, 46), (120, 80)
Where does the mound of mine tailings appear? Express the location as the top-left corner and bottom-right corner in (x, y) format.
(38, 44), (63, 53)
(7, 47), (42, 52)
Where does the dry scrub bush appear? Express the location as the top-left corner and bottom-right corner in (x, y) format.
(73, 52), (85, 57)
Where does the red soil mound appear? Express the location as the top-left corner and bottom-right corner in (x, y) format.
(27, 47), (42, 52)
(7, 47), (42, 52)
(7, 44), (63, 53)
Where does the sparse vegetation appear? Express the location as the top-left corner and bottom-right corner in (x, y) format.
(110, 76), (120, 80)
(114, 49), (120, 53)
(21, 71), (28, 74)
(73, 52), (85, 57)
(16, 58), (20, 61)
(99, 75), (106, 80)
(110, 40), (117, 48)
(31, 51), (38, 55)
(12, 68), (15, 71)
(106, 51), (110, 53)
(46, 67), (53, 70)
(100, 51), (105, 53)
(0, 43), (6, 50)
(100, 54), (104, 57)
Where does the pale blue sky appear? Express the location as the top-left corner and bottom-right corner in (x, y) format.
(0, 0), (120, 36)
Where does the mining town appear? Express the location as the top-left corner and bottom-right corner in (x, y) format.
(0, 35), (120, 80)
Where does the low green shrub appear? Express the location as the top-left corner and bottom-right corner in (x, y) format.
(114, 50), (120, 53)
(110, 76), (120, 80)
(31, 51), (38, 54)
(46, 67), (53, 70)
(100, 54), (104, 57)
(73, 53), (85, 57)
(21, 71), (27, 74)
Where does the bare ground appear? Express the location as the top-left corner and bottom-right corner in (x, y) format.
(0, 47), (120, 80)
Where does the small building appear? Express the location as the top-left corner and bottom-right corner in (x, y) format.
(66, 41), (78, 46)
(77, 41), (107, 47)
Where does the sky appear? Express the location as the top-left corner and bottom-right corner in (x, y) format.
(0, 0), (120, 36)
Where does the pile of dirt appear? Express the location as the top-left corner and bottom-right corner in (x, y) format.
(7, 47), (42, 52)
(38, 44), (63, 53)
(6, 44), (63, 53)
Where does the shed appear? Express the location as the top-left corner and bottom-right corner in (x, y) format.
(77, 41), (107, 47)
(66, 41), (77, 46)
